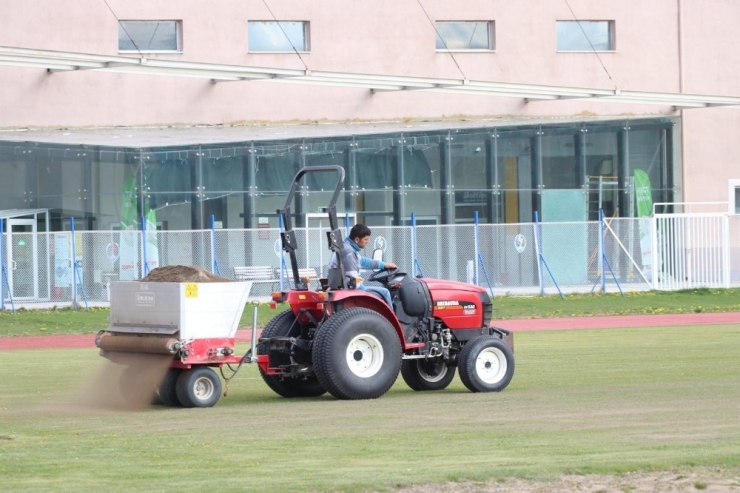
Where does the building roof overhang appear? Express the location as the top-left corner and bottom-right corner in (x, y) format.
(2, 45), (740, 110)
(0, 209), (50, 220)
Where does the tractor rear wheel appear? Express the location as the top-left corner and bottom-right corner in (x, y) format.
(257, 310), (326, 398)
(458, 336), (514, 393)
(175, 367), (222, 408)
(401, 358), (456, 391)
(313, 307), (401, 400)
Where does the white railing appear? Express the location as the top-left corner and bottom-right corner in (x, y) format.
(2, 213), (738, 309)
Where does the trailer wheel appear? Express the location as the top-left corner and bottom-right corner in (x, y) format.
(401, 358), (456, 391)
(313, 307), (401, 400)
(257, 310), (326, 398)
(155, 368), (182, 407)
(175, 367), (222, 408)
(458, 336), (515, 393)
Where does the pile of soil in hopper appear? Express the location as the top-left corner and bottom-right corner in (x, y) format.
(140, 265), (232, 283)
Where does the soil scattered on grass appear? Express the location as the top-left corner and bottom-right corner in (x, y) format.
(392, 468), (740, 492)
(140, 265), (232, 283)
(79, 353), (174, 411)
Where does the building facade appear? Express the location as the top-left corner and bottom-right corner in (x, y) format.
(0, 0), (739, 233)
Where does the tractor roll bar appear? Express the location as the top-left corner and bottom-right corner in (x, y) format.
(281, 165), (346, 214)
(277, 165), (346, 291)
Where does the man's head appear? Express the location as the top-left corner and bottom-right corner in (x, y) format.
(349, 224), (372, 248)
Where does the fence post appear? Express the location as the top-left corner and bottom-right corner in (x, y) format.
(71, 217), (77, 309)
(411, 212), (417, 277)
(473, 211), (480, 285)
(140, 215), (149, 277)
(651, 214), (659, 289)
(600, 209), (606, 293)
(534, 212), (544, 296)
(0, 217), (4, 311)
(723, 214), (730, 288)
(0, 218), (14, 314)
(210, 214), (220, 275)
(474, 211), (495, 297)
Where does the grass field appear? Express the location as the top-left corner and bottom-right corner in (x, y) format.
(2, 324), (739, 492)
(1, 287), (739, 337)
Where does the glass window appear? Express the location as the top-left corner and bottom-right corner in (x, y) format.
(541, 132), (578, 189)
(402, 138), (442, 226)
(556, 21), (614, 51)
(584, 129), (619, 220)
(629, 127), (666, 210)
(0, 149), (28, 210)
(497, 130), (535, 224)
(118, 21), (181, 52)
(248, 21), (309, 52)
(436, 22), (494, 51)
(449, 136), (488, 223)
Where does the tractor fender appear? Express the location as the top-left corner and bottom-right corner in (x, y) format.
(325, 289), (414, 348)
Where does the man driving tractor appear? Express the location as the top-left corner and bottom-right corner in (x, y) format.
(327, 224), (397, 305)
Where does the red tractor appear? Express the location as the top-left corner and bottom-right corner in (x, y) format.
(257, 165), (514, 400)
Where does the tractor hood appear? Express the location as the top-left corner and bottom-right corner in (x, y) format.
(420, 278), (492, 330)
(421, 278), (488, 296)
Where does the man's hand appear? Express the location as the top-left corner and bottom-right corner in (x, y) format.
(384, 262), (397, 270)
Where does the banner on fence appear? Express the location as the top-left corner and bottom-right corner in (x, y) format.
(119, 176), (139, 280)
(53, 233), (71, 288)
(634, 169), (654, 279)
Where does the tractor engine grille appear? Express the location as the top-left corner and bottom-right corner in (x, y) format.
(479, 292), (493, 328)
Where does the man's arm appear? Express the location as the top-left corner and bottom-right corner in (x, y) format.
(359, 257), (396, 270)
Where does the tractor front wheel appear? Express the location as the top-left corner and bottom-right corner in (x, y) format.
(458, 336), (515, 393)
(175, 367), (222, 408)
(313, 308), (401, 400)
(401, 358), (456, 391)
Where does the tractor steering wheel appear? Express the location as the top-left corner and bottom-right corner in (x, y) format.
(367, 267), (400, 284)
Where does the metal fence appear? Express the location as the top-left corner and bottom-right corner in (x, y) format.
(2, 214), (740, 310)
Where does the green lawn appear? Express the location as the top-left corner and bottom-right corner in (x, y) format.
(1, 325), (739, 492)
(1, 287), (739, 337)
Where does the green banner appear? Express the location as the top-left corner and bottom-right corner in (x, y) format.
(634, 169), (653, 279)
(119, 176), (139, 280)
(634, 169), (653, 218)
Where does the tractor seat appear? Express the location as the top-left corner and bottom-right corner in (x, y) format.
(327, 267), (344, 290)
(326, 267), (356, 290)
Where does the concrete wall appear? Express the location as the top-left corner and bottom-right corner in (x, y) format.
(679, 0), (740, 205)
(0, 0), (684, 127)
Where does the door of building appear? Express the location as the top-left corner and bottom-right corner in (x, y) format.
(6, 219), (39, 300)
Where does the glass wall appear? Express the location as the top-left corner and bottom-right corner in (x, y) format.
(0, 117), (678, 233)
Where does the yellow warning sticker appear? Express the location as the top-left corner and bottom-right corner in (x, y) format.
(185, 283), (199, 298)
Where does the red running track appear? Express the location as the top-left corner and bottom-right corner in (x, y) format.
(1, 312), (738, 351)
